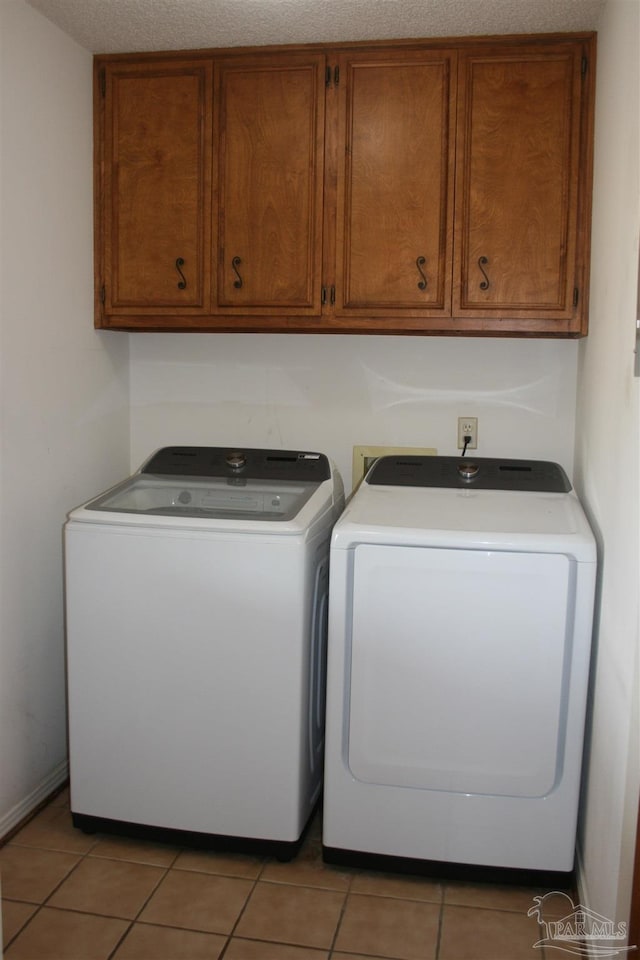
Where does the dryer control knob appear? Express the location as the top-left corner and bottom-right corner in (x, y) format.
(458, 461), (480, 481)
(226, 451), (247, 470)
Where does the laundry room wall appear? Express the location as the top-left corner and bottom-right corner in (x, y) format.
(572, 0), (640, 936)
(0, 0), (130, 837)
(129, 335), (579, 491)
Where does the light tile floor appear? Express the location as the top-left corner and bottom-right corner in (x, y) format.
(1, 788), (562, 959)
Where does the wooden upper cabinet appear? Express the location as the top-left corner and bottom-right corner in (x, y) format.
(332, 50), (456, 324)
(93, 34), (595, 335)
(213, 54), (325, 315)
(453, 41), (592, 334)
(97, 59), (212, 320)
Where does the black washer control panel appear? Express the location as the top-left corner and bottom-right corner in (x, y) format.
(142, 446), (331, 482)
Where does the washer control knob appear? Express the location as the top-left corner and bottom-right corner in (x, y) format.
(226, 451), (246, 470)
(458, 461), (480, 481)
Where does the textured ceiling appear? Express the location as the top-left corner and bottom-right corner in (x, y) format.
(25, 0), (604, 54)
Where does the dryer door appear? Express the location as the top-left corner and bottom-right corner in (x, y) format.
(347, 544), (574, 798)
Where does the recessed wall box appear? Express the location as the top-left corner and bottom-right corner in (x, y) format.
(352, 446), (437, 491)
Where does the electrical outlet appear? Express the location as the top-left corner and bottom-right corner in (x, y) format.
(457, 417), (478, 450)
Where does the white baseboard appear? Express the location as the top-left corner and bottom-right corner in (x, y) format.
(576, 843), (590, 913)
(0, 761), (69, 841)
(575, 845), (597, 960)
(574, 845), (630, 959)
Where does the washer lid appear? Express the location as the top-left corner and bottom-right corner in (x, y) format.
(366, 456), (571, 492)
(85, 475), (320, 521)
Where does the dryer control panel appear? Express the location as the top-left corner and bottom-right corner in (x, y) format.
(366, 456), (571, 492)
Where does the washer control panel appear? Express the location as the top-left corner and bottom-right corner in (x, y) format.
(142, 446), (331, 482)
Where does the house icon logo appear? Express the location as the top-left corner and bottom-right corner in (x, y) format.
(528, 891), (635, 957)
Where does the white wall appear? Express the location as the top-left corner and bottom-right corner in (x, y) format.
(130, 334), (579, 491)
(0, 0), (130, 836)
(573, 0), (640, 936)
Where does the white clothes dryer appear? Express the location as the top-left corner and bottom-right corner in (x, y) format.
(323, 455), (596, 881)
(65, 446), (344, 859)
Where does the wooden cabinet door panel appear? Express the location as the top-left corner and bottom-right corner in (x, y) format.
(101, 61), (212, 315)
(215, 55), (325, 314)
(333, 51), (456, 320)
(454, 44), (584, 321)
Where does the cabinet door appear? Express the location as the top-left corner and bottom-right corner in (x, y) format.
(214, 55), (325, 315)
(98, 60), (212, 322)
(453, 42), (591, 333)
(331, 50), (456, 327)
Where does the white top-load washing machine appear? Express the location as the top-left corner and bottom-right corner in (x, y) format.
(323, 455), (596, 881)
(65, 446), (344, 859)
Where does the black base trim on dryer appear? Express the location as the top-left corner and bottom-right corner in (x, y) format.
(322, 844), (575, 888)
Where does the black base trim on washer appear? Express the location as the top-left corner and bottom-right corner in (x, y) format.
(322, 845), (574, 888)
(71, 810), (312, 862)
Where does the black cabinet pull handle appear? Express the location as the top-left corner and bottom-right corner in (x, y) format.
(478, 256), (490, 290)
(175, 257), (187, 290)
(321, 286), (336, 305)
(416, 256), (427, 290)
(231, 256), (243, 289)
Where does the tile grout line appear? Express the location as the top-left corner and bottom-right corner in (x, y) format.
(3, 823), (185, 958)
(2, 821), (102, 953)
(434, 889), (445, 960)
(216, 851), (356, 957)
(216, 853), (270, 959)
(3, 897), (46, 952)
(325, 868), (357, 959)
(103, 841), (181, 960)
